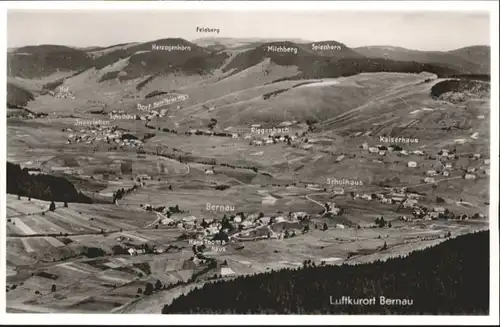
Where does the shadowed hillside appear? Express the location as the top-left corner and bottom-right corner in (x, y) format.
(7, 45), (92, 78)
(8, 39), (230, 83)
(449, 45), (490, 72)
(162, 230), (489, 314)
(6, 162), (93, 203)
(431, 79), (490, 100)
(224, 41), (461, 80)
(7, 83), (34, 107)
(354, 45), (490, 74)
(94, 38), (229, 81)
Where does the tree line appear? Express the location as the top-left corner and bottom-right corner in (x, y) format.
(7, 162), (92, 203)
(162, 230), (489, 315)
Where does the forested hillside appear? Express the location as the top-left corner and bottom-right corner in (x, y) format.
(6, 162), (93, 203)
(7, 83), (34, 108)
(163, 231), (489, 314)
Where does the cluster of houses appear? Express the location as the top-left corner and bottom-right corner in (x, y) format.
(407, 206), (486, 221)
(138, 108), (169, 121)
(64, 125), (143, 148)
(361, 141), (488, 182)
(250, 134), (297, 146)
(361, 141), (425, 157)
(51, 86), (75, 100)
(158, 211), (311, 241)
(184, 129), (299, 146)
(325, 201), (342, 215)
(349, 187), (423, 208)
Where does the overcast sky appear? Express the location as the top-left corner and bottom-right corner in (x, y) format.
(7, 10), (490, 50)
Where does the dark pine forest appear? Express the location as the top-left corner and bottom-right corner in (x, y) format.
(7, 162), (92, 203)
(163, 231), (489, 315)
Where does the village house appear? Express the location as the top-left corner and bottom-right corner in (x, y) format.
(412, 150), (425, 156)
(275, 216), (287, 223)
(307, 184), (321, 190)
(330, 207), (341, 215)
(137, 174), (152, 180)
(484, 159), (490, 165)
(205, 168), (214, 175)
(466, 167), (476, 173)
(241, 220), (253, 229)
(291, 212), (308, 220)
(381, 198), (392, 204)
(361, 194), (373, 201)
(464, 173), (476, 180)
(407, 161), (417, 168)
(154, 247), (167, 254)
(244, 135), (252, 140)
(161, 217), (175, 225)
(424, 177), (435, 184)
(362, 142), (369, 150)
(335, 224), (345, 229)
(400, 150), (409, 156)
(427, 212), (440, 220)
(403, 199), (418, 208)
(473, 153), (481, 160)
(232, 133), (239, 139)
(433, 207), (446, 213)
(439, 149), (450, 156)
(392, 196), (405, 203)
(399, 215), (412, 222)
(182, 216), (197, 223)
(426, 170), (437, 176)
(379, 151), (386, 156)
(368, 147), (379, 153)
(333, 187), (345, 195)
(444, 163), (453, 169)
(442, 171), (450, 177)
(205, 226), (219, 236)
(336, 155), (345, 162)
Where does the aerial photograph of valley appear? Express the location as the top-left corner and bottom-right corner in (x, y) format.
(4, 7), (495, 317)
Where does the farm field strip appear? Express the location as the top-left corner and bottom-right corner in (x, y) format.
(92, 215), (141, 231)
(18, 216), (60, 234)
(12, 218), (37, 235)
(42, 237), (66, 247)
(82, 216), (123, 231)
(95, 273), (134, 285)
(47, 211), (102, 232)
(57, 262), (102, 275)
(7, 203), (46, 216)
(118, 232), (150, 243)
(31, 214), (72, 234)
(21, 238), (35, 253)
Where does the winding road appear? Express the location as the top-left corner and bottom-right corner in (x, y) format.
(305, 193), (328, 216)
